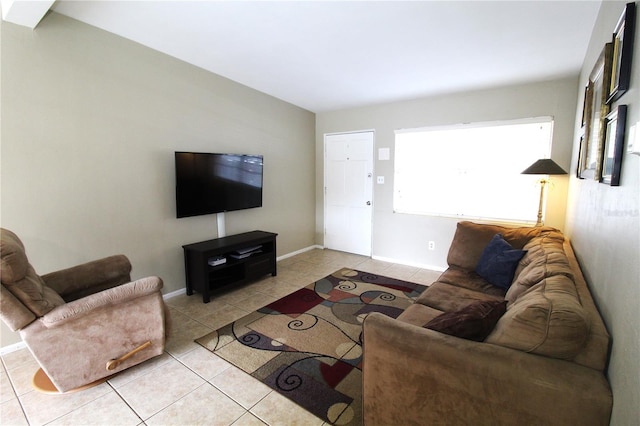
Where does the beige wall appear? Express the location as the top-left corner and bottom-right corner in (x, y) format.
(0, 13), (316, 347)
(566, 2), (640, 424)
(316, 78), (578, 269)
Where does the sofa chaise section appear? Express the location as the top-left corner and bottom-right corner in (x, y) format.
(363, 221), (612, 425)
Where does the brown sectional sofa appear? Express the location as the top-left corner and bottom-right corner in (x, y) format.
(363, 221), (612, 425)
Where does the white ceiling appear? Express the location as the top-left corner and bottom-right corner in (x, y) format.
(15, 1), (604, 112)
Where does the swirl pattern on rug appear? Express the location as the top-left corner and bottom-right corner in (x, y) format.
(196, 268), (427, 426)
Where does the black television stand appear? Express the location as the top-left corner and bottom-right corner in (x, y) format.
(182, 230), (277, 303)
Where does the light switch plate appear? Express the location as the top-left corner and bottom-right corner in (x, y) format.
(378, 148), (390, 161)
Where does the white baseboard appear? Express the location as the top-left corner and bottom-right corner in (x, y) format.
(276, 244), (323, 261)
(0, 341), (27, 356)
(279, 245), (445, 272)
(163, 287), (186, 300)
(371, 254), (446, 272)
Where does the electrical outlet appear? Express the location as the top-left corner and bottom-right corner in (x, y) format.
(428, 241), (435, 250)
(377, 176), (385, 184)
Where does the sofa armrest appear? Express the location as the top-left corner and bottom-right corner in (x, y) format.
(363, 312), (612, 426)
(41, 255), (132, 301)
(41, 276), (163, 328)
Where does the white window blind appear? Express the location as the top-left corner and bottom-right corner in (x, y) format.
(393, 117), (553, 223)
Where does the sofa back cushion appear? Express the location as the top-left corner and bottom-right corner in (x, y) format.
(0, 229), (65, 318)
(486, 274), (589, 360)
(506, 232), (573, 303)
(447, 221), (557, 271)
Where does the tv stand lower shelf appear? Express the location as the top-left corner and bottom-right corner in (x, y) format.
(182, 231), (277, 303)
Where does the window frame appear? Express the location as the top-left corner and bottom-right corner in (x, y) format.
(393, 116), (554, 225)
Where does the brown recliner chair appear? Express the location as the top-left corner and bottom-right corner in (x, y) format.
(0, 228), (168, 393)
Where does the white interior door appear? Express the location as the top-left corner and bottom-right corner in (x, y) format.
(324, 131), (374, 256)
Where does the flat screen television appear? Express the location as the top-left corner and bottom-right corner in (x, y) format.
(175, 152), (263, 218)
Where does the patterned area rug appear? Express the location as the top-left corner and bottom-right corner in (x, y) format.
(195, 268), (427, 425)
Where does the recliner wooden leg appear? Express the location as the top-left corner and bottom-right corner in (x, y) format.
(32, 368), (110, 394)
(106, 341), (152, 371)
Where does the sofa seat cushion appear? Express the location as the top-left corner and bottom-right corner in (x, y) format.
(436, 267), (506, 297)
(397, 303), (443, 327)
(415, 282), (504, 313)
(447, 221), (557, 271)
(486, 274), (589, 359)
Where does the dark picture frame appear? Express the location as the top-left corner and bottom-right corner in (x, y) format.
(607, 2), (636, 103)
(576, 132), (586, 178)
(580, 85), (590, 128)
(577, 84), (590, 180)
(579, 43), (612, 180)
(601, 105), (627, 186)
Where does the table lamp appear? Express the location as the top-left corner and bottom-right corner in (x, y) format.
(521, 159), (567, 226)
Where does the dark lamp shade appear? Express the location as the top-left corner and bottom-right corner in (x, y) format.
(521, 159), (568, 175)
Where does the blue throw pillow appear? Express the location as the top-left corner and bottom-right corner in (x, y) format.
(476, 234), (527, 290)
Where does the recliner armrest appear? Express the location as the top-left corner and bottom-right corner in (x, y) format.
(41, 276), (163, 328)
(41, 255), (132, 301)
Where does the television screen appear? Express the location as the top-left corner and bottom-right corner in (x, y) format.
(175, 152), (263, 218)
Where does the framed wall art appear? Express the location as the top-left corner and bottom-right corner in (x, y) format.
(607, 2), (636, 103)
(580, 85), (590, 128)
(576, 132), (586, 178)
(576, 84), (590, 179)
(579, 43), (612, 180)
(601, 105), (627, 186)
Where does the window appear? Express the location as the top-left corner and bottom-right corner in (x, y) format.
(394, 117), (553, 223)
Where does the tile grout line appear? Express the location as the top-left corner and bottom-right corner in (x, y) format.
(2, 355), (33, 426)
(169, 349), (271, 425)
(105, 381), (145, 426)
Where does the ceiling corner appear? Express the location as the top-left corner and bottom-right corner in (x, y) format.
(1, 0), (55, 29)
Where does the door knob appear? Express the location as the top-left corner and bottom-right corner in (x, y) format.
(366, 201), (371, 205)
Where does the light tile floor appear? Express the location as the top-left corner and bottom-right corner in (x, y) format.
(0, 249), (440, 426)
